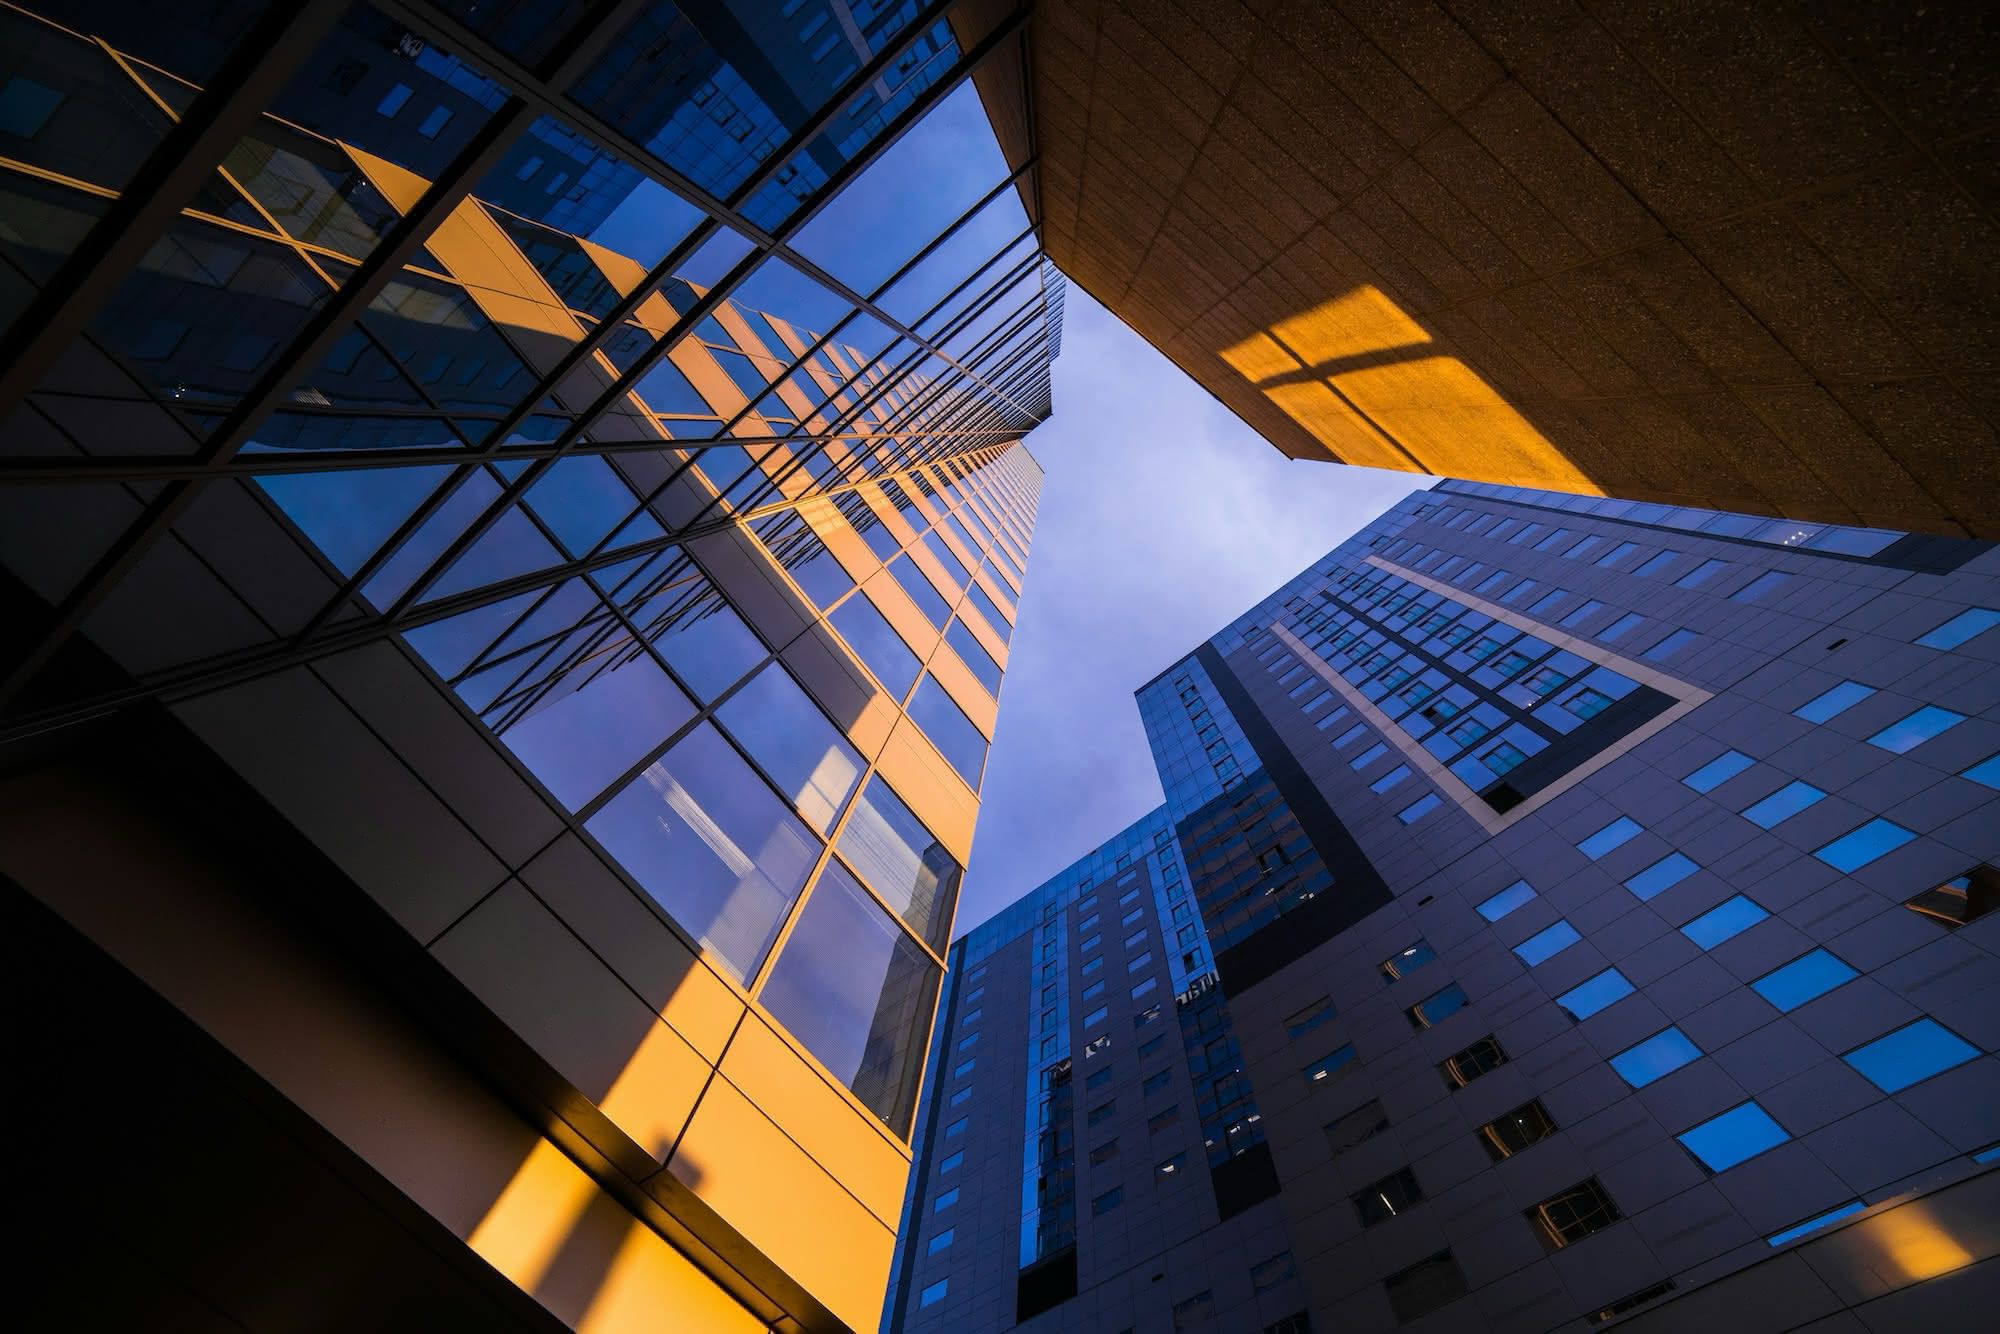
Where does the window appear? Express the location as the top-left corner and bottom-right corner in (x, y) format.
(944, 1117), (967, 1138)
(1085, 1066), (1114, 1092)
(1370, 764), (1412, 793)
(1127, 950), (1152, 972)
(1133, 1004), (1162, 1028)
(1397, 793), (1443, 824)
(1750, 949), (1858, 1011)
(1088, 1140), (1118, 1166)
(938, 1150), (963, 1173)
(1563, 686), (1614, 721)
(1677, 1101), (1790, 1172)
(1478, 1100), (1558, 1160)
(1675, 558), (1729, 588)
(1595, 541), (1639, 567)
(1441, 1035), (1507, 1088)
(1155, 1152), (1187, 1180)
(1333, 722), (1368, 748)
(1082, 956), (1103, 976)
(933, 1188), (959, 1212)
(1767, 1201), (1867, 1248)
(376, 83), (414, 116)
(1588, 1280), (1676, 1324)
(1139, 1035), (1166, 1058)
(1286, 997), (1336, 1038)
(1742, 780), (1826, 828)
(1867, 705), (1964, 754)
(1514, 921), (1580, 966)
(1084, 1005), (1109, 1028)
(1087, 1100), (1115, 1128)
(1959, 754), (2000, 789)
(1842, 1019), (1979, 1093)
(1624, 852), (1698, 900)
(1476, 879), (1536, 921)
(1147, 1107), (1180, 1134)
(1577, 816), (1641, 859)
(1379, 940), (1437, 983)
(1556, 968), (1634, 1021)
(1525, 1178), (1622, 1250)
(1599, 611), (1644, 641)
(1250, 1252), (1296, 1292)
(1383, 1250), (1469, 1324)
(1905, 863), (2000, 928)
(1325, 1099), (1391, 1153)
(1681, 895), (1769, 948)
(1916, 606), (2000, 649)
(1406, 983), (1469, 1029)
(919, 1279), (947, 1308)
(953, 1059), (975, 1078)
(1082, 980), (1105, 1001)
(1729, 570), (1790, 603)
(1351, 741), (1389, 770)
(1684, 749), (1754, 792)
(1131, 977), (1159, 1001)
(1794, 680), (1875, 722)
(1172, 1292), (1215, 1329)
(1084, 1035), (1112, 1058)
(1353, 1167), (1423, 1226)
(1611, 1027), (1701, 1087)
(947, 1087), (972, 1106)
(1643, 628), (1696, 660)
(1635, 550), (1679, 578)
(1304, 1045), (1358, 1086)
(1560, 598), (1606, 627)
(927, 1228), (954, 1254)
(1143, 1070), (1172, 1095)
(1815, 819), (1916, 872)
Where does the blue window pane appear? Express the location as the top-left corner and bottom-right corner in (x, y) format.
(1599, 612), (1644, 641)
(1397, 793), (1443, 824)
(1643, 628), (1697, 661)
(1684, 749), (1754, 793)
(1867, 705), (1965, 754)
(495, 651), (693, 811)
(1795, 680), (1875, 723)
(1477, 879), (1536, 922)
(1814, 819), (1917, 872)
(1370, 764), (1411, 793)
(1916, 607), (2000, 650)
(1407, 982), (1469, 1029)
(1611, 1027), (1702, 1087)
(1514, 921), (1581, 966)
(1675, 558), (1729, 588)
(714, 662), (862, 834)
(1751, 949), (1858, 1012)
(928, 1229), (954, 1254)
(758, 861), (940, 1130)
(945, 618), (1003, 696)
(886, 554), (952, 628)
(1842, 1019), (1980, 1093)
(829, 595), (919, 698)
(1556, 968), (1634, 1020)
(1767, 1201), (1866, 1247)
(1966, 754), (2000, 790)
(933, 1188), (958, 1213)
(1742, 780), (1826, 829)
(653, 591), (764, 702)
(258, 466), (454, 575)
(1559, 599), (1604, 628)
(1351, 741), (1389, 770)
(836, 775), (960, 946)
(910, 674), (988, 788)
(1681, 895), (1769, 949)
(1578, 816), (1642, 859)
(939, 1150), (963, 1172)
(1625, 852), (1698, 901)
(1305, 1044), (1358, 1085)
(1730, 570), (1790, 603)
(966, 580), (1011, 644)
(585, 722), (820, 983)
(919, 1278), (947, 1308)
(1678, 1102), (1790, 1172)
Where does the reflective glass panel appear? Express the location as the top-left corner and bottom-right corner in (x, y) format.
(1841, 1019), (1979, 1093)
(1794, 680), (1875, 722)
(1680, 895), (1768, 949)
(1814, 819), (1917, 872)
(1624, 852), (1698, 901)
(1577, 817), (1642, 859)
(1866, 705), (1964, 754)
(1476, 880), (1536, 922)
(1742, 781), (1825, 829)
(1916, 607), (2000, 650)
(1683, 750), (1753, 793)
(1750, 949), (1858, 1012)
(909, 674), (987, 788)
(585, 721), (820, 982)
(1514, 921), (1581, 966)
(494, 649), (694, 811)
(1610, 1027), (1701, 1087)
(759, 860), (940, 1132)
(1556, 969), (1633, 1021)
(714, 661), (862, 834)
(1677, 1102), (1789, 1172)
(836, 775), (961, 947)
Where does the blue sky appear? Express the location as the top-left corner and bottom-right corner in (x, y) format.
(958, 286), (1431, 933)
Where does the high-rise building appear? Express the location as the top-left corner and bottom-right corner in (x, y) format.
(976, 0), (1999, 537)
(0, 2), (1060, 1330)
(894, 481), (2000, 1331)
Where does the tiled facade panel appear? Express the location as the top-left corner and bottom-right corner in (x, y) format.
(1011, 0), (2000, 537)
(1204, 483), (2000, 1332)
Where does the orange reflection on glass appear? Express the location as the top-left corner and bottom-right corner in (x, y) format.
(1871, 1204), (1974, 1282)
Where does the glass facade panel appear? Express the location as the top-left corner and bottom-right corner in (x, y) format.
(1677, 1102), (1790, 1172)
(758, 860), (940, 1131)
(1814, 819), (1917, 872)
(1610, 1027), (1700, 1087)
(714, 662), (863, 835)
(836, 775), (961, 947)
(1841, 1020), (1979, 1093)
(1750, 950), (1858, 1012)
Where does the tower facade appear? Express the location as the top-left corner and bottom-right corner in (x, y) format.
(1, 2), (1056, 1330)
(895, 481), (2000, 1331)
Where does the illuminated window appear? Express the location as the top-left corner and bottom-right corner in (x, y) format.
(1478, 1099), (1558, 1161)
(1406, 982), (1469, 1029)
(1624, 852), (1698, 900)
(1684, 749), (1754, 792)
(1794, 680), (1874, 722)
(1766, 1201), (1865, 1247)
(1866, 705), (1964, 754)
(1681, 895), (1768, 948)
(1677, 1101), (1789, 1172)
(1556, 968), (1634, 1021)
(1610, 1027), (1700, 1087)
(1514, 921), (1580, 966)
(1577, 816), (1641, 859)
(1742, 780), (1825, 828)
(1525, 1178), (1622, 1250)
(1353, 1167), (1423, 1226)
(1842, 1019), (1979, 1093)
(1906, 863), (2000, 928)
(919, 1279), (947, 1307)
(1750, 949), (1857, 1011)
(1916, 606), (2000, 649)
(1440, 1035), (1506, 1088)
(1814, 819), (1916, 872)
(1476, 879), (1535, 921)
(1379, 939), (1437, 983)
